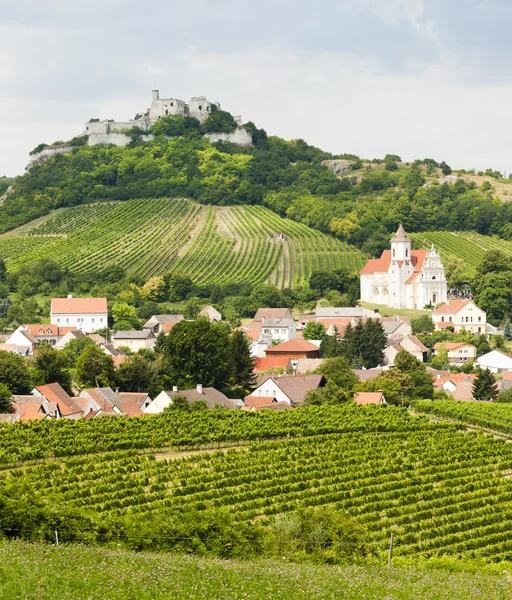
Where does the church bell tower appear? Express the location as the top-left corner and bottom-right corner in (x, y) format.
(390, 224), (412, 261)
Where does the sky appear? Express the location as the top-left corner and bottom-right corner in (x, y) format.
(1, 0), (511, 176)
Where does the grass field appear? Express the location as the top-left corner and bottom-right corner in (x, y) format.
(1, 541), (511, 600)
(410, 230), (512, 277)
(0, 198), (366, 287)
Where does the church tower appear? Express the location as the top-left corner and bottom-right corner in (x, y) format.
(390, 224), (412, 261)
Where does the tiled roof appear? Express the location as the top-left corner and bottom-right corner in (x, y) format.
(354, 392), (385, 405)
(35, 383), (83, 416)
(164, 388), (237, 409)
(406, 335), (429, 353)
(253, 308), (290, 322)
(88, 333), (107, 344)
(244, 396), (277, 407)
(51, 297), (107, 315)
(434, 342), (475, 351)
(352, 368), (384, 382)
(503, 372), (512, 380)
(266, 339), (320, 353)
(291, 358), (325, 374)
(113, 330), (155, 340)
(433, 300), (471, 314)
(239, 322), (262, 341)
(391, 224), (411, 242)
(254, 357), (289, 373)
(360, 249), (428, 276)
(24, 324), (76, 337)
(257, 374), (325, 404)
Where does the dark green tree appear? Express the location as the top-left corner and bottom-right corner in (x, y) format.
(30, 344), (71, 392)
(75, 346), (115, 388)
(229, 330), (255, 390)
(411, 314), (435, 334)
(308, 271), (338, 296)
(0, 382), (12, 413)
(472, 368), (498, 401)
(115, 354), (164, 397)
(64, 337), (96, 368)
(0, 351), (32, 394)
(504, 319), (512, 341)
(0, 259), (6, 283)
(394, 349), (433, 399)
(315, 356), (358, 391)
(320, 325), (345, 358)
(158, 319), (233, 389)
(202, 110), (237, 133)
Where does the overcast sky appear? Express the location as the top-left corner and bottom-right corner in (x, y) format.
(1, 0), (511, 176)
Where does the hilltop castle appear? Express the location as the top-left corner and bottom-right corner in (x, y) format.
(83, 90), (249, 147)
(360, 225), (447, 309)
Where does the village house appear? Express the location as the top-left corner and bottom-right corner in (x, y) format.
(360, 225), (447, 309)
(434, 373), (476, 401)
(9, 382), (83, 421)
(145, 385), (238, 413)
(265, 339), (321, 369)
(432, 300), (486, 334)
(242, 396), (293, 411)
(199, 305), (222, 323)
(112, 330), (156, 351)
(353, 391), (387, 405)
(78, 387), (149, 417)
(54, 329), (87, 349)
(2, 327), (39, 356)
(254, 356), (290, 374)
(289, 358), (325, 374)
(476, 350), (512, 374)
(51, 296), (108, 333)
(247, 374), (325, 406)
(22, 324), (77, 346)
(143, 314), (184, 334)
(433, 342), (477, 365)
(498, 371), (512, 392)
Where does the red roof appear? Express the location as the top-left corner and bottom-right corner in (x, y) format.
(254, 357), (289, 373)
(433, 300), (471, 314)
(266, 339), (319, 353)
(35, 383), (82, 416)
(24, 324), (76, 337)
(503, 372), (512, 381)
(51, 297), (107, 315)
(244, 396), (277, 407)
(354, 392), (385, 405)
(239, 322), (262, 341)
(360, 249), (428, 276)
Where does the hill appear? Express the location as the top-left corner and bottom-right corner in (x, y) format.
(0, 198), (365, 286)
(1, 540), (510, 600)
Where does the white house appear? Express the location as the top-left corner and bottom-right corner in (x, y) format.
(433, 342), (477, 365)
(145, 385), (237, 413)
(199, 306), (222, 323)
(360, 225), (447, 309)
(476, 350), (512, 374)
(143, 314), (184, 334)
(112, 330), (156, 351)
(432, 300), (486, 334)
(51, 296), (108, 333)
(248, 374), (325, 406)
(22, 324), (76, 346)
(3, 327), (39, 356)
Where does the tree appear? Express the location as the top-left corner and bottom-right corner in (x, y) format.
(477, 250), (511, 277)
(64, 337), (96, 367)
(202, 110), (237, 133)
(115, 354), (164, 397)
(184, 298), (202, 320)
(394, 349), (433, 399)
(496, 388), (512, 403)
(504, 319), (512, 341)
(320, 325), (345, 358)
(0, 383), (12, 413)
(0, 351), (31, 394)
(309, 272), (338, 297)
(443, 254), (469, 289)
(345, 318), (386, 369)
(411, 314), (434, 334)
(30, 344), (71, 392)
(472, 368), (498, 401)
(315, 356), (358, 391)
(305, 383), (351, 405)
(158, 320), (233, 389)
(111, 303), (139, 329)
(75, 346), (115, 388)
(141, 277), (167, 302)
(0, 259), (6, 283)
(167, 275), (193, 302)
(228, 330), (255, 390)
(440, 161), (452, 175)
(357, 369), (414, 405)
(303, 322), (326, 341)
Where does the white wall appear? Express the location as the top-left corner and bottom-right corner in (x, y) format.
(250, 379), (291, 404)
(51, 312), (107, 333)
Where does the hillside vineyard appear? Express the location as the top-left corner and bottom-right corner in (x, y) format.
(0, 198), (365, 286)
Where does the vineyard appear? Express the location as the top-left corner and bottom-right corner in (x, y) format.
(410, 231), (512, 277)
(412, 399), (512, 435)
(4, 406), (512, 562)
(0, 198), (365, 286)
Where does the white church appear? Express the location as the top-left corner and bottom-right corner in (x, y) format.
(360, 225), (447, 309)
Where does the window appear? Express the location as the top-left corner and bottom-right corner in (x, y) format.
(478, 327), (482, 333)
(274, 329), (279, 334)
(57, 319), (60, 323)
(441, 317), (444, 322)
(478, 317), (481, 322)
(264, 329), (270, 334)
(92, 318), (95, 323)
(100, 318), (103, 323)
(406, 249), (409, 257)
(39, 329), (44, 334)
(393, 249), (395, 258)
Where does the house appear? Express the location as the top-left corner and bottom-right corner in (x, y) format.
(143, 314), (184, 334)
(353, 392), (387, 405)
(251, 308), (296, 344)
(242, 396), (293, 411)
(253, 308), (294, 323)
(144, 385), (238, 413)
(476, 350), (512, 374)
(352, 368), (385, 382)
(112, 330), (156, 351)
(3, 327), (39, 356)
(22, 324), (76, 346)
(78, 387), (147, 416)
(239, 322), (264, 357)
(432, 300), (486, 334)
(289, 358), (325, 374)
(199, 305), (222, 323)
(401, 335), (429, 362)
(9, 396), (51, 421)
(54, 329), (87, 349)
(433, 342), (477, 365)
(360, 225), (447, 309)
(314, 307), (376, 320)
(381, 319), (413, 341)
(254, 356), (290, 374)
(248, 374), (325, 406)
(499, 371), (512, 392)
(51, 296), (108, 333)
(32, 382), (84, 419)
(265, 339), (321, 364)
(434, 373), (476, 401)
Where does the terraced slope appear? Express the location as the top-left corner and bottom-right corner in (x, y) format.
(410, 231), (512, 277)
(0, 198), (365, 286)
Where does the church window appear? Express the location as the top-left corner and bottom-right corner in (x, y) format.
(393, 249), (395, 258)
(478, 316), (481, 322)
(406, 249), (409, 257)
(165, 109), (168, 115)
(441, 317), (444, 322)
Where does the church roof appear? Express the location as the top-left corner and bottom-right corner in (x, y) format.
(391, 224), (411, 242)
(360, 249), (428, 276)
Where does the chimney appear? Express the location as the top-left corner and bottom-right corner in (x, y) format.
(172, 385), (178, 392)
(67, 294), (72, 299)
(196, 384), (203, 395)
(262, 317), (265, 324)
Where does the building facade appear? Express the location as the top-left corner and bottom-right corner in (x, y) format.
(50, 296), (108, 333)
(360, 225), (447, 309)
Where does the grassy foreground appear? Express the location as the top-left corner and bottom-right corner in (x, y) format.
(0, 541), (511, 600)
